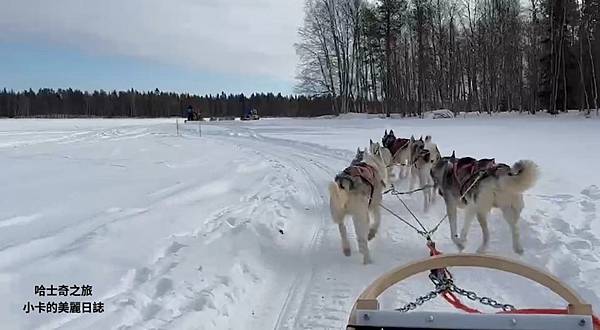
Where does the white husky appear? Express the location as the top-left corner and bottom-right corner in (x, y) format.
(431, 154), (539, 254)
(328, 149), (387, 264)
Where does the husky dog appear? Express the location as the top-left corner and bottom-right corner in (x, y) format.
(408, 135), (426, 166)
(430, 153), (539, 254)
(381, 130), (419, 179)
(328, 149), (387, 264)
(351, 148), (365, 166)
(410, 135), (441, 211)
(369, 140), (392, 185)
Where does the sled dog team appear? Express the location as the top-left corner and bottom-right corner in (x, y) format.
(328, 130), (539, 264)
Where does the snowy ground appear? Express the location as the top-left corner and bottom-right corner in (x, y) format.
(0, 115), (599, 330)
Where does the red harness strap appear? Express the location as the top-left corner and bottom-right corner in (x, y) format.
(427, 240), (481, 313)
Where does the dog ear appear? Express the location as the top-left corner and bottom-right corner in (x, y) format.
(384, 129), (388, 135)
(370, 139), (373, 146)
(451, 150), (456, 158)
(390, 129), (394, 135)
(410, 135), (415, 142)
(357, 147), (361, 154)
(419, 135), (423, 141)
(425, 135), (432, 142)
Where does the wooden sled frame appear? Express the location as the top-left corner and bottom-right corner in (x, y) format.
(347, 254), (594, 329)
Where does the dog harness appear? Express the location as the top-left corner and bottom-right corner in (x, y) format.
(340, 162), (378, 204)
(387, 138), (410, 157)
(451, 157), (497, 197)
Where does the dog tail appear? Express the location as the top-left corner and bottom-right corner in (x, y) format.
(329, 180), (349, 220)
(500, 160), (539, 192)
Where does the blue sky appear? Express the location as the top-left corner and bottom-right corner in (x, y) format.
(0, 0), (303, 95)
(0, 41), (294, 95)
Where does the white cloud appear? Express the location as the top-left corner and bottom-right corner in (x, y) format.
(0, 0), (304, 81)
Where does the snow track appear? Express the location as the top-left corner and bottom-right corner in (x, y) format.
(213, 126), (343, 329)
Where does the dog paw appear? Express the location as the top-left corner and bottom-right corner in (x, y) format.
(453, 238), (465, 251)
(368, 229), (377, 241)
(343, 247), (351, 257)
(476, 246), (488, 254)
(513, 245), (524, 255)
(363, 256), (373, 265)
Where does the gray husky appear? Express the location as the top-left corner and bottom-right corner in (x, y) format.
(328, 149), (387, 264)
(430, 153), (539, 254)
(351, 147), (365, 166)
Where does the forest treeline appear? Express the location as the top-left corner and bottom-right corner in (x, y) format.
(296, 0), (600, 115)
(0, 89), (340, 118)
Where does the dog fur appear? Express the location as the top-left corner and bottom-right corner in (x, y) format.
(409, 135), (441, 211)
(430, 154), (539, 254)
(328, 149), (387, 264)
(369, 139), (392, 185)
(351, 147), (365, 166)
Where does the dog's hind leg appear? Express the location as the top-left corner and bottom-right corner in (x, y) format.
(352, 212), (372, 264)
(446, 203), (464, 251)
(418, 169), (430, 212)
(475, 212), (490, 254)
(368, 205), (381, 241)
(338, 222), (351, 256)
(501, 203), (524, 255)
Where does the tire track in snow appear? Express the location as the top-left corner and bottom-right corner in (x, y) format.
(211, 126), (347, 329)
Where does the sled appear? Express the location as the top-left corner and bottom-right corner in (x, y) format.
(347, 254), (598, 330)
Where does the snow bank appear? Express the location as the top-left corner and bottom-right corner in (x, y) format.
(423, 109), (454, 119)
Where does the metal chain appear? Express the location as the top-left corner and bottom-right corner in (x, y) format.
(431, 273), (516, 312)
(395, 280), (451, 312)
(447, 282), (516, 312)
(396, 273), (516, 313)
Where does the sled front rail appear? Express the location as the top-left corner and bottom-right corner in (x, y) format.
(347, 254), (596, 330)
(351, 310), (594, 330)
